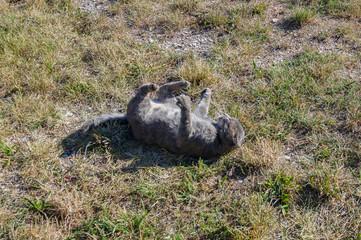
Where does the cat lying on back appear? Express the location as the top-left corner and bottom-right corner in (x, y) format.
(82, 81), (245, 158)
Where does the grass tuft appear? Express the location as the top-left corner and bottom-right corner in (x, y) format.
(241, 138), (282, 169)
(179, 55), (219, 87)
(291, 6), (316, 26)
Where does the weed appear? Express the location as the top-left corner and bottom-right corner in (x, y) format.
(252, 60), (265, 79)
(252, 1), (268, 17)
(0, 140), (17, 166)
(74, 214), (127, 239)
(131, 183), (161, 200)
(197, 10), (225, 29)
(74, 211), (150, 239)
(0, 140), (16, 156)
(260, 173), (300, 213)
(22, 193), (55, 218)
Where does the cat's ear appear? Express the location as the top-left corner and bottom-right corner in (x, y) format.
(230, 119), (245, 147)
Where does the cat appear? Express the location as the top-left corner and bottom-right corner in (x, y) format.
(82, 81), (245, 158)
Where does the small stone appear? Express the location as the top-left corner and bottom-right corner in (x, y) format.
(278, 155), (291, 160)
(272, 18), (278, 23)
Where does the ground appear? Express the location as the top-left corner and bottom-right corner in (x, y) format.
(0, 0), (360, 239)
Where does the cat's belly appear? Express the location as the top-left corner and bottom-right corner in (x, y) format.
(129, 107), (181, 151)
(130, 111), (215, 153)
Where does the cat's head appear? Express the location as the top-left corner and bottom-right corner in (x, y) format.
(217, 114), (245, 148)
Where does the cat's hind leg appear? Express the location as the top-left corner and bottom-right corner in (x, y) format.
(157, 81), (190, 103)
(193, 88), (211, 118)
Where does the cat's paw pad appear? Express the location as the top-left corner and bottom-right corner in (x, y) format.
(176, 95), (191, 109)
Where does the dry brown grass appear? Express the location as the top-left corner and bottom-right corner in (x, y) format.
(241, 138), (283, 169)
(178, 55), (220, 87)
(0, 0), (360, 239)
(349, 0), (361, 19)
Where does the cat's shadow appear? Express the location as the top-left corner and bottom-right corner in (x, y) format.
(60, 125), (207, 170)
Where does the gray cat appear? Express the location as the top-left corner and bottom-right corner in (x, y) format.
(82, 81), (245, 158)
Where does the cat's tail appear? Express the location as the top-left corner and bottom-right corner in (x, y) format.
(81, 113), (128, 135)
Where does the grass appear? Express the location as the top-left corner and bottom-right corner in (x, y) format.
(291, 6), (316, 26)
(0, 0), (360, 239)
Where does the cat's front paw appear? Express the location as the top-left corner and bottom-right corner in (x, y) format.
(176, 95), (191, 109)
